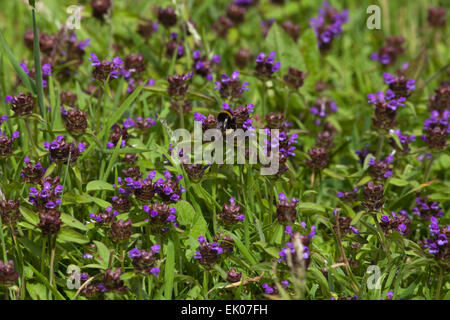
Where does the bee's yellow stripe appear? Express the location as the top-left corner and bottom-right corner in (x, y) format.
(219, 110), (233, 118)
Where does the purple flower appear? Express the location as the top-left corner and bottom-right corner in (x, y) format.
(310, 2), (348, 53)
(128, 248), (142, 259)
(255, 51), (281, 78)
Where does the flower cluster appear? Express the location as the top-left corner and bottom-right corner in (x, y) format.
(284, 67), (307, 90)
(61, 107), (88, 136)
(262, 280), (289, 295)
(310, 98), (338, 126)
(0, 125), (19, 158)
(389, 129), (415, 154)
(192, 50), (220, 81)
(336, 187), (359, 203)
(423, 217), (449, 260)
(412, 197), (444, 219)
(182, 163), (210, 181)
(383, 67), (416, 98)
(137, 19), (159, 39)
(157, 6), (177, 28)
(5, 93), (35, 116)
(110, 219), (133, 241)
(306, 147), (328, 169)
(28, 176), (63, 235)
(143, 202), (177, 229)
(122, 117), (157, 132)
(428, 81), (449, 113)
(226, 268), (242, 283)
(0, 261), (19, 287)
(91, 0), (112, 21)
(128, 245), (161, 276)
(214, 71), (249, 101)
(89, 53), (124, 82)
(310, 2), (348, 53)
(194, 235), (224, 266)
(281, 21), (301, 42)
(367, 90), (406, 130)
(427, 7), (446, 27)
(278, 225), (316, 269)
(29, 176), (63, 211)
(422, 110), (449, 150)
(21, 156), (46, 184)
(212, 1), (251, 36)
(379, 211), (411, 236)
(90, 206), (119, 225)
(255, 51), (281, 79)
(165, 33), (185, 60)
(368, 154), (394, 181)
(276, 193), (299, 223)
(230, 103), (255, 131)
(355, 145), (372, 164)
(370, 36), (405, 65)
(219, 197), (244, 226)
(167, 73), (193, 99)
(107, 123), (129, 149)
(0, 199), (21, 225)
(362, 181), (385, 212)
(333, 211), (359, 235)
(19, 61), (52, 88)
(44, 135), (86, 164)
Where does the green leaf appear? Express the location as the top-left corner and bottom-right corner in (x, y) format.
(351, 211), (365, 225)
(0, 29), (36, 92)
(298, 29), (320, 81)
(32, 9), (45, 119)
(298, 202), (326, 214)
(86, 180), (114, 192)
(228, 233), (257, 265)
(100, 83), (145, 141)
(61, 213), (88, 231)
(94, 241), (110, 268)
(26, 264), (65, 300)
(58, 228), (90, 244)
(27, 282), (48, 300)
(101, 136), (122, 182)
(323, 168), (345, 180)
(20, 206), (39, 225)
(265, 23), (304, 74)
(174, 200), (208, 240)
(164, 240), (175, 299)
(389, 178), (409, 187)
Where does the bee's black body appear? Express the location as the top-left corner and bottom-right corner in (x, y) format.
(217, 109), (236, 134)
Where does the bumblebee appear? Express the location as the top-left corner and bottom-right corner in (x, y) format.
(217, 109), (236, 135)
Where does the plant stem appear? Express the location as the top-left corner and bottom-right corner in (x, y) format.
(284, 90), (291, 118)
(376, 134), (384, 159)
(423, 154), (434, 182)
(177, 102), (184, 129)
(435, 266), (443, 299)
(49, 234), (56, 289)
(138, 276), (144, 300)
(203, 270), (209, 298)
(334, 211), (359, 294)
(24, 120), (37, 157)
(0, 219), (7, 263)
(40, 236), (46, 274)
(373, 214), (392, 263)
(261, 81), (267, 115)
